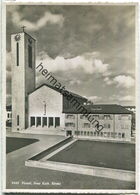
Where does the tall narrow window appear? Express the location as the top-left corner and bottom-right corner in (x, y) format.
(28, 45), (32, 68)
(36, 117), (41, 127)
(30, 117), (35, 127)
(43, 117), (47, 127)
(17, 115), (19, 126)
(16, 42), (19, 66)
(49, 117), (53, 127)
(55, 117), (60, 127)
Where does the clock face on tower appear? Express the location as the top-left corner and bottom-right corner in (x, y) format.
(14, 34), (21, 41)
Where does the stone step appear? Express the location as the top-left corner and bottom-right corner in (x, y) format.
(20, 128), (65, 136)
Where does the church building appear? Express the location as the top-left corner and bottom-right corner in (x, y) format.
(11, 31), (132, 142)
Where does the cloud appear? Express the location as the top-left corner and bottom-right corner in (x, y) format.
(36, 51), (110, 76)
(104, 75), (135, 88)
(120, 95), (134, 101)
(94, 59), (110, 76)
(87, 96), (102, 103)
(11, 11), (64, 31)
(69, 79), (81, 86)
(104, 77), (113, 85)
(110, 95), (134, 102)
(113, 75), (135, 88)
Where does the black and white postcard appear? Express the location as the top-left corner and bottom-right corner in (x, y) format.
(1, 0), (139, 193)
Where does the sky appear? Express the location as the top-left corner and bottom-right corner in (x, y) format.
(6, 4), (135, 105)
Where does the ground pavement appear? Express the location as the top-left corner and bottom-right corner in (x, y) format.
(6, 131), (135, 189)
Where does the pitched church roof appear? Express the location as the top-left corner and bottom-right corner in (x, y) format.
(29, 83), (87, 101)
(30, 84), (132, 115)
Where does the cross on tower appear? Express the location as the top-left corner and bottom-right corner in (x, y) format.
(21, 25), (26, 32)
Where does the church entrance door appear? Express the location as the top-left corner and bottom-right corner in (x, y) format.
(66, 130), (72, 136)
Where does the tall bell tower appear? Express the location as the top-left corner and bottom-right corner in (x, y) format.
(11, 29), (36, 131)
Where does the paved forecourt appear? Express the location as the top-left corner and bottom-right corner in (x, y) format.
(25, 138), (135, 182)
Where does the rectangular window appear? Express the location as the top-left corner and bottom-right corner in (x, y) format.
(28, 45), (32, 68)
(80, 115), (85, 119)
(118, 133), (122, 138)
(17, 115), (19, 126)
(119, 115), (129, 120)
(122, 133), (125, 138)
(121, 124), (128, 129)
(111, 132), (116, 138)
(80, 115), (88, 120)
(16, 42), (19, 66)
(55, 117), (60, 127)
(104, 115), (112, 120)
(104, 132), (107, 137)
(43, 117), (47, 127)
(75, 131), (78, 135)
(83, 123), (90, 128)
(114, 133), (117, 138)
(36, 117), (41, 127)
(90, 131), (93, 136)
(66, 114), (75, 119)
(92, 115), (99, 119)
(49, 117), (53, 127)
(65, 122), (75, 127)
(30, 117), (35, 127)
(107, 132), (110, 137)
(99, 115), (104, 120)
(104, 123), (111, 128)
(100, 132), (103, 137)
(104, 124), (107, 128)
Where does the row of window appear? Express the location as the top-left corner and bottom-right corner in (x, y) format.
(121, 124), (129, 129)
(65, 114), (112, 120)
(30, 116), (60, 127)
(65, 122), (110, 128)
(74, 131), (125, 138)
(65, 114), (131, 120)
(65, 122), (129, 129)
(30, 117), (60, 127)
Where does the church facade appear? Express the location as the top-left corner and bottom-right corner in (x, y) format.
(11, 31), (132, 142)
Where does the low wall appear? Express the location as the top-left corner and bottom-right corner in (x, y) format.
(25, 160), (135, 182)
(76, 136), (131, 143)
(40, 139), (77, 161)
(29, 136), (73, 161)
